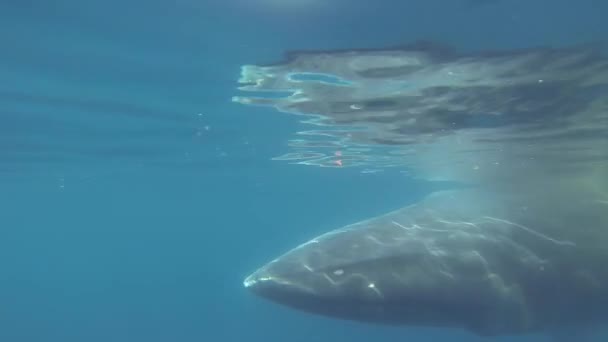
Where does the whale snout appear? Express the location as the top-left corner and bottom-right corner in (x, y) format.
(243, 266), (288, 297)
(243, 255), (326, 313)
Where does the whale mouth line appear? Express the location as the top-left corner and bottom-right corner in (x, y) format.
(243, 272), (290, 288)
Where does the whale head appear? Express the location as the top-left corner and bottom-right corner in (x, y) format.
(242, 218), (511, 332)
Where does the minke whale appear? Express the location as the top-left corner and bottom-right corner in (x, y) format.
(237, 42), (608, 337)
(243, 184), (608, 336)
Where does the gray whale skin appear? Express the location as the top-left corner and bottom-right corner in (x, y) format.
(243, 186), (608, 337)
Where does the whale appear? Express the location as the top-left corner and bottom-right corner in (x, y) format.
(237, 42), (608, 337)
(243, 180), (608, 336)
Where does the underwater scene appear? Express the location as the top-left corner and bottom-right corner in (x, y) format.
(1, 0), (607, 341)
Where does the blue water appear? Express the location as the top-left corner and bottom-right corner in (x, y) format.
(1, 1), (606, 341)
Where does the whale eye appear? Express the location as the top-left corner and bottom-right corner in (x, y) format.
(333, 269), (344, 276)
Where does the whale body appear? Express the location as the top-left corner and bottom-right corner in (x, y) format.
(243, 183), (608, 336)
(238, 42), (608, 337)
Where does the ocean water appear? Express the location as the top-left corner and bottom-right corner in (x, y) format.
(1, 1), (607, 341)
